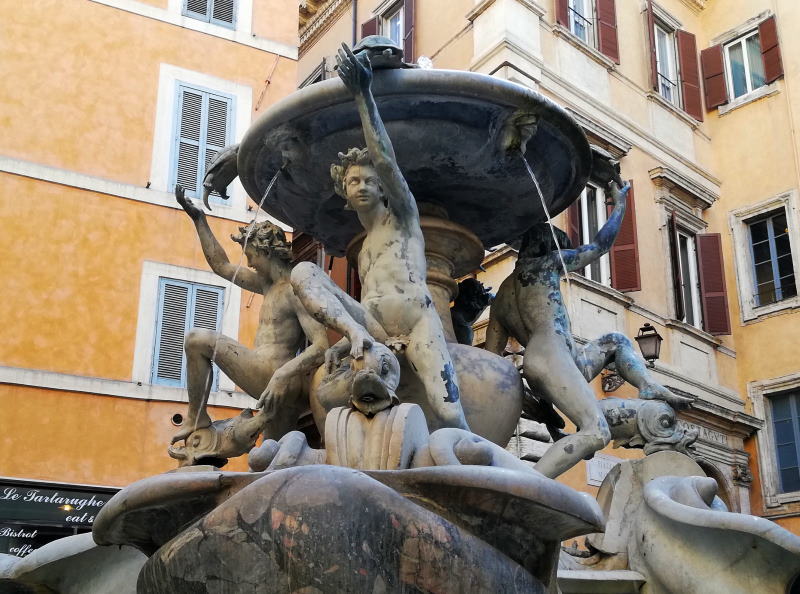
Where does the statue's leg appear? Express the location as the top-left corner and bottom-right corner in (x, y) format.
(176, 330), (277, 443)
(405, 312), (470, 431)
(527, 337), (611, 479)
(291, 262), (382, 358)
(576, 333), (692, 407)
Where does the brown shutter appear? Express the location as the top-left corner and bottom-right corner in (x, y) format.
(696, 233), (731, 335)
(555, 0), (569, 28)
(668, 212), (685, 321)
(597, 0), (619, 63)
(361, 17), (378, 39)
(701, 44), (728, 109)
(566, 200), (582, 248)
(291, 232), (323, 266)
(609, 181), (640, 292)
(677, 30), (703, 122)
(759, 16), (783, 84)
(403, 0), (415, 62)
(646, 0), (658, 91)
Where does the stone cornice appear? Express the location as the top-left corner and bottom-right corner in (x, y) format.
(649, 165), (719, 208)
(566, 108), (632, 160)
(300, 0), (351, 55)
(466, 0), (546, 23)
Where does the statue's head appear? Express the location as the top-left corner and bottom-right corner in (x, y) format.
(331, 148), (386, 212)
(231, 220), (292, 271)
(518, 223), (571, 258)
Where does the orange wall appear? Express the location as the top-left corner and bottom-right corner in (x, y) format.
(0, 385), (249, 487)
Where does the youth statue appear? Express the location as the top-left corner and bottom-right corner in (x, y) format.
(289, 44), (470, 431)
(486, 181), (691, 478)
(172, 186), (329, 444)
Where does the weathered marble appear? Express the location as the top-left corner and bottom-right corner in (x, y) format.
(0, 532), (145, 594)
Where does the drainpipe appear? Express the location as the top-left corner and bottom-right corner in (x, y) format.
(352, 0), (358, 45)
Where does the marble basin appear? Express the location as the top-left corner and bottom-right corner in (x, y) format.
(238, 68), (591, 256)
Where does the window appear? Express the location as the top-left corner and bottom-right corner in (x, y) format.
(171, 83), (234, 203)
(770, 391), (800, 494)
(575, 185), (611, 286)
(724, 31), (766, 100)
(183, 0), (236, 29)
(568, 0), (595, 47)
(382, 5), (403, 46)
(152, 278), (224, 388)
(748, 210), (796, 307)
(676, 230), (703, 329)
(654, 22), (680, 107)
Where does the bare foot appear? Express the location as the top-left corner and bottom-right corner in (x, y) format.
(639, 384), (694, 409)
(170, 416), (211, 444)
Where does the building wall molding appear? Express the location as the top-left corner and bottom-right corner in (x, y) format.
(651, 166), (719, 209)
(0, 155), (289, 227)
(89, 0), (297, 60)
(0, 365), (253, 410)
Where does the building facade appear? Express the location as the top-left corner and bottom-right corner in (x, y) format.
(0, 0), (298, 556)
(298, 0), (800, 533)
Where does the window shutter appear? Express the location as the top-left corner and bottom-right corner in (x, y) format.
(696, 233), (731, 335)
(677, 30), (703, 122)
(204, 95), (231, 195)
(701, 44), (728, 109)
(596, 0), (619, 64)
(668, 212), (685, 321)
(184, 0), (209, 19)
(176, 88), (203, 194)
(609, 181), (641, 292)
(759, 16), (783, 84)
(555, 0), (569, 28)
(646, 0), (658, 91)
(291, 231), (324, 266)
(211, 0), (236, 27)
(361, 17), (378, 39)
(566, 200), (582, 248)
(403, 0), (415, 62)
(153, 280), (191, 385)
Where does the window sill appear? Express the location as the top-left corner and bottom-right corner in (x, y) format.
(765, 490), (800, 510)
(718, 82), (780, 116)
(567, 272), (634, 308)
(552, 25), (617, 72)
(742, 295), (800, 324)
(664, 318), (722, 347)
(646, 91), (700, 129)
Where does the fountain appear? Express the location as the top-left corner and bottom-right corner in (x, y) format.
(2, 38), (799, 594)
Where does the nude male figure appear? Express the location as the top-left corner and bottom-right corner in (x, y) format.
(289, 44), (470, 431)
(172, 185), (328, 444)
(486, 181), (691, 478)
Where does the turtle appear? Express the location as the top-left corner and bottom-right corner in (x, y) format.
(351, 35), (415, 69)
(201, 143), (239, 210)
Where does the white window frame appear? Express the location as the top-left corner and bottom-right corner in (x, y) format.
(568, 0), (596, 48)
(676, 228), (703, 330)
(730, 190), (800, 323)
(654, 20), (681, 108)
(132, 261), (241, 392)
(750, 372), (800, 508)
(380, 3), (404, 47)
(723, 29), (766, 101)
(150, 64), (252, 218)
(577, 184), (611, 286)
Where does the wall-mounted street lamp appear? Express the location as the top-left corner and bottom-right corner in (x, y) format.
(635, 323), (663, 367)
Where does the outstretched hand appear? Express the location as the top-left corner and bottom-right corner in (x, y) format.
(175, 184), (204, 220)
(609, 181), (630, 206)
(336, 43), (372, 96)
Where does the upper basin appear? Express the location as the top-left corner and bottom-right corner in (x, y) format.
(238, 67), (591, 256)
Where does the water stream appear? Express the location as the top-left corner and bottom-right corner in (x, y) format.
(520, 154), (574, 316)
(193, 168), (282, 434)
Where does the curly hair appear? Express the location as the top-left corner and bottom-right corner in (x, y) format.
(330, 147), (378, 199)
(230, 220), (292, 261)
(519, 223), (572, 257)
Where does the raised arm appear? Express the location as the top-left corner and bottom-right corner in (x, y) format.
(336, 44), (418, 221)
(175, 185), (262, 293)
(561, 182), (630, 273)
